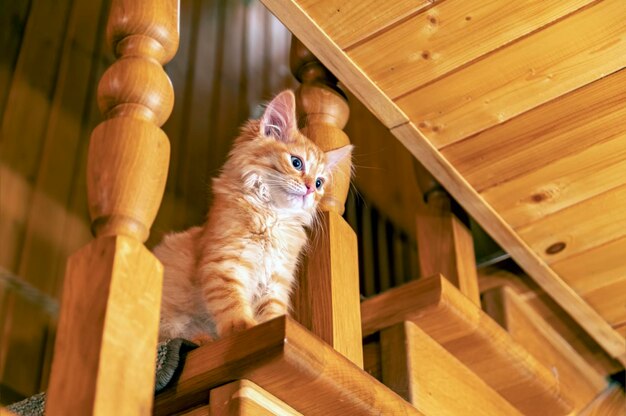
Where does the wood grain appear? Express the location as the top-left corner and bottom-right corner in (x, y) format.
(443, 69), (626, 193)
(361, 275), (572, 415)
(296, 0), (433, 49)
(396, 0), (626, 148)
(349, 0), (595, 98)
(154, 316), (420, 416)
(481, 133), (626, 229)
(552, 236), (626, 295)
(482, 286), (606, 412)
(517, 184), (626, 265)
(210, 379), (301, 416)
(45, 236), (163, 415)
(381, 321), (522, 416)
(259, 0), (409, 128)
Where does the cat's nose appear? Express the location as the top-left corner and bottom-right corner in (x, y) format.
(305, 182), (315, 195)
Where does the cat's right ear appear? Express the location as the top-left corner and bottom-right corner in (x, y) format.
(260, 90), (298, 142)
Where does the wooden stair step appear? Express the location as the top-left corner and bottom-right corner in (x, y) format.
(361, 275), (573, 415)
(154, 316), (420, 416)
(378, 321), (523, 416)
(482, 285), (607, 412)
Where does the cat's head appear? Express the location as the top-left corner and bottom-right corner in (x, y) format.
(225, 90), (352, 217)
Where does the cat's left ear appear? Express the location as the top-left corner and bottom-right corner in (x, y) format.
(260, 90), (298, 142)
(325, 144), (354, 171)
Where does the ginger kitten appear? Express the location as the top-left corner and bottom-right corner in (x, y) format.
(155, 90), (352, 343)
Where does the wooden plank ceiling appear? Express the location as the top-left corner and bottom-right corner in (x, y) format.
(261, 0), (626, 363)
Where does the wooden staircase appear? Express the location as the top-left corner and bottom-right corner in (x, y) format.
(34, 1), (621, 415)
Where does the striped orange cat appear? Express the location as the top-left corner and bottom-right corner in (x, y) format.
(155, 90), (352, 344)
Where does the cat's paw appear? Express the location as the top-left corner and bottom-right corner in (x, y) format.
(217, 316), (257, 337)
(190, 333), (214, 346)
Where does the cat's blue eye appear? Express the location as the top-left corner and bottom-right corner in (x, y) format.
(315, 178), (324, 189)
(291, 156), (303, 171)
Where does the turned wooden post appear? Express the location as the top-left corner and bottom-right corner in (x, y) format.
(46, 1), (179, 415)
(290, 38), (363, 368)
(414, 162), (481, 305)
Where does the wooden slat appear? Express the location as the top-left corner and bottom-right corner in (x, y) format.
(381, 321), (522, 416)
(361, 275), (572, 415)
(154, 316), (420, 416)
(481, 133), (626, 229)
(296, 0), (432, 50)
(442, 69), (626, 193)
(0, 0), (72, 276)
(0, 0), (32, 117)
(580, 279), (626, 327)
(552, 236), (626, 294)
(259, 0), (409, 128)
(210, 380), (302, 416)
(0, 0), (74, 397)
(482, 286), (606, 412)
(517, 184), (626, 265)
(349, 0), (595, 99)
(395, 0), (626, 148)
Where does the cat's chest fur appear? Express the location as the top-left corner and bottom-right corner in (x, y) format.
(240, 209), (308, 289)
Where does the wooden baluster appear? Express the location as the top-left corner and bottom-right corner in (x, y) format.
(414, 161), (481, 306)
(45, 1), (179, 415)
(290, 38), (363, 368)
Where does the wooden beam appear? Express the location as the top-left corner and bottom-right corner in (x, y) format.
(482, 286), (606, 412)
(381, 321), (522, 416)
(45, 1), (179, 415)
(361, 276), (573, 415)
(154, 316), (420, 416)
(289, 39), (363, 368)
(210, 380), (301, 416)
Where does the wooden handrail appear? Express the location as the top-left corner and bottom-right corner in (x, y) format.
(289, 37), (363, 368)
(45, 1), (179, 415)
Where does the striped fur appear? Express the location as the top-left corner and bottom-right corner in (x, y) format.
(155, 91), (352, 343)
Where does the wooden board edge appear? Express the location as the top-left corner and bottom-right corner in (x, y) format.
(259, 0), (409, 128)
(390, 121), (626, 364)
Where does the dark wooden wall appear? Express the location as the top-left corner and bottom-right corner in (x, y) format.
(0, 0), (422, 401)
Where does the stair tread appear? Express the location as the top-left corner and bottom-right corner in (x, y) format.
(154, 316), (420, 416)
(361, 275), (573, 416)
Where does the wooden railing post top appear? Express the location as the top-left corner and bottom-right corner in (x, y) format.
(295, 85), (349, 131)
(106, 0), (180, 64)
(290, 38), (349, 130)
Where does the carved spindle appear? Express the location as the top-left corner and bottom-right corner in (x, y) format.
(290, 38), (363, 368)
(414, 161), (481, 306)
(46, 1), (179, 415)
